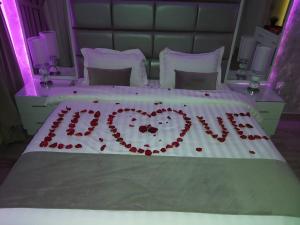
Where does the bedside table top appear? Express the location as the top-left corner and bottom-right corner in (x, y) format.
(227, 83), (284, 102)
(16, 77), (75, 97)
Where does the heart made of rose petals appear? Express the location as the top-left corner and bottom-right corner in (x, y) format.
(107, 108), (192, 156)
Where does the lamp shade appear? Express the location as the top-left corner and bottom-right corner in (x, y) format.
(237, 36), (257, 62)
(39, 31), (59, 58)
(251, 45), (274, 75)
(27, 36), (49, 67)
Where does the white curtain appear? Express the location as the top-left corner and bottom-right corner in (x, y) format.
(43, 0), (73, 67)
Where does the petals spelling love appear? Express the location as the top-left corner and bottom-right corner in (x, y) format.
(39, 107), (101, 150)
(197, 116), (229, 142)
(107, 108), (192, 156)
(66, 109), (101, 136)
(226, 112), (269, 141)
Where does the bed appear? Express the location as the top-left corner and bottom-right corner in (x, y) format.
(0, 86), (300, 225)
(0, 0), (299, 224)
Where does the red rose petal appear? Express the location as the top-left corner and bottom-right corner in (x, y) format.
(58, 144), (64, 149)
(75, 144), (82, 148)
(246, 123), (254, 128)
(148, 126), (158, 134)
(172, 141), (179, 147)
(196, 147), (203, 152)
(237, 131), (244, 135)
(160, 148), (166, 152)
(75, 132), (83, 136)
(145, 150), (152, 156)
(138, 148), (145, 153)
(129, 147), (137, 153)
(49, 142), (57, 148)
(39, 141), (46, 148)
(217, 137), (225, 142)
(94, 111), (101, 118)
(84, 131), (91, 136)
(48, 133), (56, 137)
(114, 133), (121, 138)
(139, 125), (147, 133)
(71, 118), (78, 124)
(100, 145), (106, 151)
(248, 135), (255, 140)
(65, 144), (73, 149)
(44, 136), (52, 142)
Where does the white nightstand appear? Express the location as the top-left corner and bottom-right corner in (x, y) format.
(227, 83), (285, 136)
(15, 78), (75, 135)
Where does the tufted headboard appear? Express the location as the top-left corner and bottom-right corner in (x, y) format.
(67, 0), (243, 81)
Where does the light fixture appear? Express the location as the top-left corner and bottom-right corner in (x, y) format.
(1, 0), (36, 94)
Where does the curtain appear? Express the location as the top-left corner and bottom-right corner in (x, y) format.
(17, 0), (48, 37)
(0, 8), (26, 144)
(43, 0), (73, 67)
(271, 2), (300, 113)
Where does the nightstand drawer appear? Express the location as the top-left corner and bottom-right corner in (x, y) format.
(256, 102), (284, 120)
(259, 119), (280, 136)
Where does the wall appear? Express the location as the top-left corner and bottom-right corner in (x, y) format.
(270, 1), (300, 113)
(238, 0), (272, 37)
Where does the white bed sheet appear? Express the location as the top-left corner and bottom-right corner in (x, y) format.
(1, 87), (298, 225)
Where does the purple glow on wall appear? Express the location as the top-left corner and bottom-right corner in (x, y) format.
(1, 0), (34, 86)
(268, 0), (299, 87)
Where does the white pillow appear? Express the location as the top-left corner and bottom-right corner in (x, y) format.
(81, 48), (148, 87)
(159, 47), (224, 89)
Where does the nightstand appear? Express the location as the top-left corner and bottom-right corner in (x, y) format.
(15, 77), (75, 135)
(227, 83), (285, 136)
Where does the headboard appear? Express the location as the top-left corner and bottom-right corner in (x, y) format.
(67, 0), (243, 81)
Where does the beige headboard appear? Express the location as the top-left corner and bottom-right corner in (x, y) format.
(67, 0), (243, 81)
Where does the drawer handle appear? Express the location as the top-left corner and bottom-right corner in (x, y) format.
(32, 105), (46, 108)
(259, 110), (270, 114)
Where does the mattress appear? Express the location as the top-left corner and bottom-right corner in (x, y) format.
(0, 86), (299, 225)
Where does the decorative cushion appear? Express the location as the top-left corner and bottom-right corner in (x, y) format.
(88, 67), (131, 86)
(175, 70), (218, 90)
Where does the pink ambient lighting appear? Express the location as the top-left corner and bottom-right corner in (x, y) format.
(1, 0), (36, 92)
(268, 0), (300, 87)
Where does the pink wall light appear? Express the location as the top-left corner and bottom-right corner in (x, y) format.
(1, 0), (34, 86)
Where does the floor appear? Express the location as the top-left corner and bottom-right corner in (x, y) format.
(0, 118), (300, 185)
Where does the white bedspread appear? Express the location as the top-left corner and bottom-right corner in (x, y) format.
(25, 87), (282, 161)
